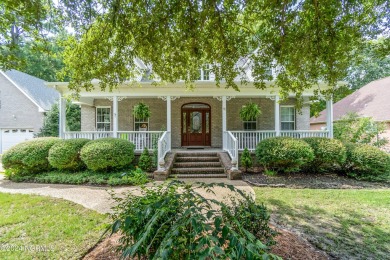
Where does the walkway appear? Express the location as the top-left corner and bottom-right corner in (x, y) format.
(0, 175), (254, 214)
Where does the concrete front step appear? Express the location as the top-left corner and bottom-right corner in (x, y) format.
(176, 152), (218, 157)
(171, 167), (225, 175)
(175, 156), (220, 162)
(171, 173), (227, 178)
(174, 162), (222, 168)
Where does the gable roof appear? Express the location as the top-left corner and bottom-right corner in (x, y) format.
(310, 76), (390, 124)
(1, 69), (59, 111)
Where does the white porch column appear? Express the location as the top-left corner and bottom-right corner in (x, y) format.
(59, 97), (66, 139)
(166, 96), (171, 132)
(326, 98), (334, 138)
(222, 96), (227, 150)
(113, 96), (118, 138)
(274, 95), (280, 136)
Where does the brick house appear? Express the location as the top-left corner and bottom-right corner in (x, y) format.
(0, 70), (58, 153)
(47, 64), (335, 175)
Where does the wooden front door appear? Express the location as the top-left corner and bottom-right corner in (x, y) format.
(181, 103), (211, 146)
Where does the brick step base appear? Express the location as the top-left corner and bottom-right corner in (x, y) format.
(174, 162), (222, 168)
(170, 152), (226, 179)
(171, 167), (225, 175)
(171, 173), (227, 178)
(175, 157), (220, 162)
(176, 152), (218, 157)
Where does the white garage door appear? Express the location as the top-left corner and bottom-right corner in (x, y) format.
(1, 129), (34, 153)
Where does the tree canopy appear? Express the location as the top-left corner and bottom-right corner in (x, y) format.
(1, 0), (389, 100)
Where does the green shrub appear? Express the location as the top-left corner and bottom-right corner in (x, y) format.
(48, 139), (90, 171)
(138, 147), (153, 172)
(303, 137), (346, 172)
(2, 137), (60, 175)
(240, 147), (253, 172)
(80, 138), (135, 172)
(343, 143), (390, 178)
(255, 137), (314, 173)
(109, 181), (278, 259)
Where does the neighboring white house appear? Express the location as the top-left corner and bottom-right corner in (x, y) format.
(0, 70), (59, 153)
(47, 61), (337, 172)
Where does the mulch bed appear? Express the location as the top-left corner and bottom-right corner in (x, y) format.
(242, 170), (390, 189)
(83, 228), (329, 260)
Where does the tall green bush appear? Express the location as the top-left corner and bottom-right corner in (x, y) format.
(109, 181), (278, 259)
(255, 137), (314, 173)
(343, 143), (390, 178)
(2, 137), (60, 175)
(138, 147), (153, 172)
(334, 112), (388, 147)
(80, 138), (135, 172)
(303, 137), (346, 172)
(48, 139), (90, 171)
(240, 147), (253, 172)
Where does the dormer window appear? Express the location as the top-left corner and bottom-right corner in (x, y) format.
(198, 64), (211, 81)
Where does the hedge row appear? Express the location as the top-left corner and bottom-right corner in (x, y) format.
(2, 138), (135, 175)
(255, 137), (390, 177)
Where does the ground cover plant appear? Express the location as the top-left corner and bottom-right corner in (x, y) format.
(255, 188), (390, 260)
(0, 193), (107, 259)
(7, 168), (149, 186)
(109, 181), (279, 259)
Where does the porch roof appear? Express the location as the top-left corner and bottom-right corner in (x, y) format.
(46, 81), (343, 98)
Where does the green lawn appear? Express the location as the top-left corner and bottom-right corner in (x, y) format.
(0, 193), (108, 259)
(255, 188), (390, 259)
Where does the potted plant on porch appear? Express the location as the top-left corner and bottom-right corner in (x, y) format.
(133, 102), (151, 131)
(239, 101), (262, 122)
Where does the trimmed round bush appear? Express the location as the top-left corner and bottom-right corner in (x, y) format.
(255, 137), (314, 173)
(303, 137), (346, 172)
(80, 138), (135, 171)
(48, 139), (90, 171)
(2, 137), (60, 175)
(344, 143), (390, 177)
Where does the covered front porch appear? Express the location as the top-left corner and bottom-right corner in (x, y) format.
(51, 82), (334, 171)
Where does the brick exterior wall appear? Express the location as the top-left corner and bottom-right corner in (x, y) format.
(81, 96), (311, 148)
(0, 73), (44, 132)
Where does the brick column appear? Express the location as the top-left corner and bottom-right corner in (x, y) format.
(274, 95), (280, 136)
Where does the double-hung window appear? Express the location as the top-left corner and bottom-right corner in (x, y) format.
(96, 107), (111, 131)
(198, 64), (211, 81)
(243, 119), (257, 130)
(281, 106), (295, 130)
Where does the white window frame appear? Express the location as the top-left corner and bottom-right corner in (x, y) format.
(134, 116), (150, 131)
(243, 120), (257, 131)
(198, 64), (211, 81)
(96, 106), (111, 131)
(280, 106), (295, 130)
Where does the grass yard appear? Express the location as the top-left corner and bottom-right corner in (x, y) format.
(255, 188), (390, 260)
(0, 193), (107, 259)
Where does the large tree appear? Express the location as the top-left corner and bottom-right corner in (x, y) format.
(1, 0), (389, 101)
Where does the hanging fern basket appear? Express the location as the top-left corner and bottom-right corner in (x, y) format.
(239, 102), (262, 121)
(133, 102), (151, 120)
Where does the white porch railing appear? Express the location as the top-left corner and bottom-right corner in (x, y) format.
(231, 131), (276, 151)
(157, 131), (171, 170)
(117, 131), (163, 151)
(230, 130), (330, 151)
(64, 131), (113, 140)
(225, 131), (238, 170)
(280, 130), (329, 138)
